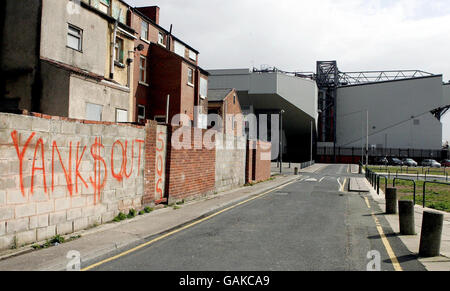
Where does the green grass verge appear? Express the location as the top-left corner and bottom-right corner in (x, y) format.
(368, 166), (449, 176)
(378, 178), (450, 212)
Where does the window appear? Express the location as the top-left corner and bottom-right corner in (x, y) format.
(137, 105), (146, 123)
(67, 24), (82, 51)
(99, 0), (110, 14)
(187, 68), (194, 86)
(154, 116), (166, 124)
(189, 50), (196, 61)
(86, 103), (103, 121)
(139, 56), (147, 84)
(115, 38), (124, 64)
(197, 113), (207, 129)
(174, 41), (185, 58)
(141, 21), (149, 41)
(200, 77), (207, 99)
(233, 95), (236, 104)
(158, 32), (165, 46)
(116, 109), (128, 123)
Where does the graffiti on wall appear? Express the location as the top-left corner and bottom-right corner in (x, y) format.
(154, 126), (167, 203)
(10, 130), (145, 204)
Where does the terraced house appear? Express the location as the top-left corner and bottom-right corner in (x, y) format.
(1, 0), (137, 122)
(1, 0), (209, 128)
(131, 6), (209, 127)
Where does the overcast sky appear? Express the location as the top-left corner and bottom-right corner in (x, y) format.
(128, 0), (450, 142)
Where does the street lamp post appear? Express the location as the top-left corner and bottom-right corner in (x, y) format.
(366, 110), (369, 167)
(280, 110), (285, 174)
(311, 120), (314, 163)
(338, 109), (369, 166)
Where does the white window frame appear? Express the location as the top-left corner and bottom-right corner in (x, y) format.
(174, 41), (185, 58)
(141, 21), (149, 41)
(67, 24), (82, 52)
(187, 68), (194, 87)
(137, 105), (146, 123)
(154, 115), (167, 124)
(99, 0), (110, 14)
(200, 77), (207, 99)
(139, 55), (147, 85)
(115, 108), (128, 123)
(115, 37), (124, 64)
(189, 50), (196, 61)
(86, 103), (103, 121)
(158, 32), (166, 47)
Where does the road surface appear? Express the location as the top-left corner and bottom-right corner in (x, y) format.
(85, 164), (426, 271)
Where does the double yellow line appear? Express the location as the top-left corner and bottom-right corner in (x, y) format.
(364, 197), (403, 271)
(82, 178), (300, 271)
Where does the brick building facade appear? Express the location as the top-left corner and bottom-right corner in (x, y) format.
(208, 88), (243, 136)
(131, 6), (209, 127)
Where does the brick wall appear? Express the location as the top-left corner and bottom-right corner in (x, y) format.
(165, 126), (216, 203)
(0, 113), (146, 249)
(246, 140), (272, 183)
(0, 112), (273, 250)
(223, 89), (243, 136)
(143, 120), (157, 205)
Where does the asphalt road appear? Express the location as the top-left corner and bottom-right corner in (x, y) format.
(86, 164), (426, 271)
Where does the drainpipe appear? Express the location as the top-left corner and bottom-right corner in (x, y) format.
(166, 95), (170, 124)
(126, 56), (132, 88)
(110, 21), (117, 79)
(0, 0), (5, 102)
(167, 24), (173, 49)
(110, 10), (122, 80)
(31, 0), (43, 113)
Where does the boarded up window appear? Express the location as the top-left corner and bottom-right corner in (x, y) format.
(174, 41), (185, 58)
(86, 103), (103, 121)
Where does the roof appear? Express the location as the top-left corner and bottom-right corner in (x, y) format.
(338, 74), (443, 88)
(207, 89), (234, 102)
(132, 8), (199, 54)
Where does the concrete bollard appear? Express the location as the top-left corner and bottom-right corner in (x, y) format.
(398, 200), (415, 235)
(385, 188), (398, 214)
(294, 167), (299, 175)
(419, 211), (444, 257)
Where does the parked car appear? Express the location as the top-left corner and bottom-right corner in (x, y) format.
(375, 157), (389, 165)
(422, 159), (441, 168)
(388, 158), (403, 166)
(440, 160), (450, 167)
(402, 158), (418, 167)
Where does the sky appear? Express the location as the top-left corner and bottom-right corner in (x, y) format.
(128, 0), (450, 142)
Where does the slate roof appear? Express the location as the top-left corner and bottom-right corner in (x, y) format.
(207, 89), (233, 102)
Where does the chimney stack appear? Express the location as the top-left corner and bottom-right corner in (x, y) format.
(136, 6), (160, 25)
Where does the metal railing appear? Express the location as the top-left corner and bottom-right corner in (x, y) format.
(367, 166), (450, 182)
(300, 161), (315, 169)
(395, 170), (420, 181)
(424, 168), (449, 182)
(393, 178), (417, 205)
(377, 175), (388, 195)
(365, 164), (450, 210)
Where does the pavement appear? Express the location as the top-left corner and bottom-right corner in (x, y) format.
(364, 178), (450, 271)
(0, 173), (301, 271)
(270, 162), (322, 176)
(349, 178), (370, 193)
(0, 163), (444, 271)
